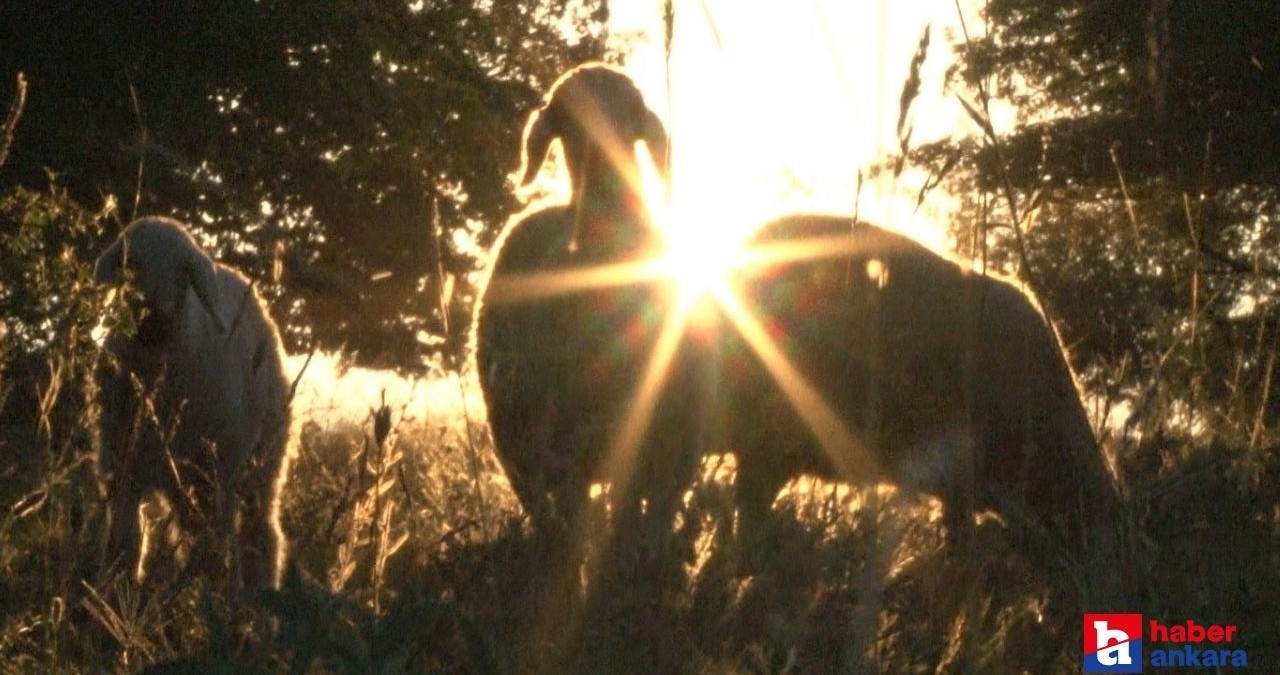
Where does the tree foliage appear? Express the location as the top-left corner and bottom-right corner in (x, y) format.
(0, 0), (607, 372)
(919, 0), (1280, 443)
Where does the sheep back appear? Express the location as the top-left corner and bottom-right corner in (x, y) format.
(475, 204), (662, 515)
(475, 205), (585, 516)
(724, 214), (1118, 550)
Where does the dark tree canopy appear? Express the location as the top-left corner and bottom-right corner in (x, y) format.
(0, 1), (607, 373)
(965, 0), (1280, 193)
(918, 0), (1280, 442)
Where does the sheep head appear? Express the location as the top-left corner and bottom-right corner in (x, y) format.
(520, 64), (668, 222)
(95, 217), (227, 337)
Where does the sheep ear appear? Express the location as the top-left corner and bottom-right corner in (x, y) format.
(640, 108), (670, 186)
(185, 250), (227, 333)
(520, 106), (555, 186)
(94, 240), (124, 285)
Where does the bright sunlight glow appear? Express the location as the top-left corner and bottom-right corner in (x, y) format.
(649, 202), (751, 306)
(501, 0), (982, 494)
(513, 0), (988, 642)
(607, 0), (980, 310)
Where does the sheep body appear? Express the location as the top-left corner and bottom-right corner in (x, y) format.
(477, 208), (694, 524)
(475, 64), (678, 524)
(95, 216), (292, 588)
(474, 63), (1120, 603)
(720, 214), (1121, 592)
(475, 205), (588, 518)
(474, 61), (1119, 585)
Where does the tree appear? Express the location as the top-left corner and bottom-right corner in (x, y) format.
(0, 0), (607, 372)
(917, 0), (1280, 443)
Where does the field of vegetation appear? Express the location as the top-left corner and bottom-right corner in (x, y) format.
(0, 182), (1276, 672)
(3, 1), (1280, 673)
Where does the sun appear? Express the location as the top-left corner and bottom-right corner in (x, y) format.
(637, 145), (765, 310)
(519, 0), (974, 647)
(651, 205), (749, 304)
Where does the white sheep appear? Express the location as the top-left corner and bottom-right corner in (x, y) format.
(474, 63), (693, 526)
(94, 216), (292, 589)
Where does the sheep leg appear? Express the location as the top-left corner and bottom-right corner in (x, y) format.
(938, 482), (975, 549)
(104, 479), (145, 582)
(937, 435), (978, 551)
(135, 495), (182, 585)
(733, 458), (790, 547)
(237, 483), (283, 589)
(237, 431), (287, 589)
(97, 362), (149, 581)
(155, 472), (212, 580)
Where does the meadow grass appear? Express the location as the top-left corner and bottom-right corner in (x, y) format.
(1, 359), (1277, 674)
(0, 104), (1277, 673)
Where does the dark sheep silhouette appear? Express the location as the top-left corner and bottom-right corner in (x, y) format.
(473, 66), (1123, 606)
(717, 213), (1123, 600)
(474, 63), (693, 526)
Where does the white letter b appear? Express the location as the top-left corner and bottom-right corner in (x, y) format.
(1095, 621), (1132, 666)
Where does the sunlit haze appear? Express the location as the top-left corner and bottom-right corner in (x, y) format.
(314, 1), (987, 419)
(289, 352), (485, 425)
(611, 0), (979, 253)
(483, 2), (991, 511)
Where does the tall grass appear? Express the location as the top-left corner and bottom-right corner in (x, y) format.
(1, 29), (1278, 674)
(3, 285), (1276, 674)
